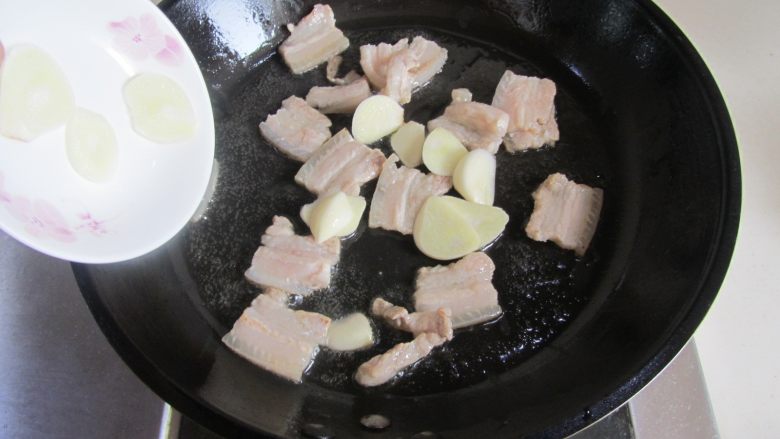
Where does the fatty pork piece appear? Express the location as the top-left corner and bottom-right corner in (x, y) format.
(305, 77), (371, 114)
(222, 292), (331, 383)
(360, 36), (448, 104)
(295, 128), (385, 196)
(325, 55), (361, 85)
(427, 90), (509, 154)
(244, 216), (340, 295)
(414, 252), (503, 329)
(371, 298), (453, 340)
(525, 173), (603, 256)
(259, 96), (332, 162)
(279, 4), (349, 74)
(368, 154), (452, 235)
(491, 70), (559, 152)
(355, 332), (446, 387)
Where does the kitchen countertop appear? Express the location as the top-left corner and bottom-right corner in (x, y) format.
(653, 1), (780, 438)
(1, 0), (777, 438)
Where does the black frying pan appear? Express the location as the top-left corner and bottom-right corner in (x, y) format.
(73, 0), (740, 437)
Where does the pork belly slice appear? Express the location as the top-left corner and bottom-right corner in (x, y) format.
(407, 36), (448, 88)
(326, 55), (361, 85)
(244, 216), (340, 295)
(525, 173), (603, 256)
(355, 332), (446, 387)
(222, 293), (331, 383)
(451, 88), (472, 103)
(368, 154), (452, 235)
(371, 298), (453, 340)
(427, 94), (509, 154)
(382, 49), (417, 104)
(359, 38), (409, 91)
(360, 36), (447, 104)
(295, 128), (385, 196)
(259, 96), (332, 162)
(279, 4), (350, 74)
(414, 252), (502, 329)
(491, 70), (559, 152)
(306, 77), (371, 114)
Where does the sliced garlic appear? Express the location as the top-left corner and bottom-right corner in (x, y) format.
(390, 121), (425, 167)
(123, 73), (196, 143)
(301, 191), (366, 242)
(65, 108), (118, 183)
(422, 127), (468, 176)
(326, 313), (374, 351)
(351, 95), (404, 144)
(453, 149), (496, 205)
(413, 195), (481, 260)
(0, 44), (74, 141)
(436, 196), (509, 248)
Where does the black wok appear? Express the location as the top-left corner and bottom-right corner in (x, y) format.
(73, 0), (740, 437)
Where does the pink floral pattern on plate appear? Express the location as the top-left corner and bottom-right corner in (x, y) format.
(108, 13), (183, 66)
(0, 171), (110, 243)
(5, 196), (76, 243)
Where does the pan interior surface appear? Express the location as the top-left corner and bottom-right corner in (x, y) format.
(183, 23), (613, 396)
(74, 0), (740, 437)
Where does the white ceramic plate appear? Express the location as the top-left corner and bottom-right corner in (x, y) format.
(0, 0), (215, 263)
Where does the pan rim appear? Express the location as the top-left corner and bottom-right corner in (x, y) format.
(73, 0), (741, 436)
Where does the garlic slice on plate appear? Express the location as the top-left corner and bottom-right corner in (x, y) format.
(65, 108), (118, 183)
(0, 44), (75, 141)
(123, 73), (196, 143)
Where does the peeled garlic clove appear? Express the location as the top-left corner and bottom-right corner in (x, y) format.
(453, 149), (496, 205)
(300, 203), (314, 225)
(413, 196), (481, 260)
(338, 195), (367, 237)
(65, 108), (118, 183)
(390, 121), (425, 167)
(326, 313), (374, 351)
(0, 44), (75, 141)
(437, 196), (509, 248)
(123, 73), (196, 143)
(301, 191), (366, 242)
(422, 127), (468, 176)
(351, 95), (404, 144)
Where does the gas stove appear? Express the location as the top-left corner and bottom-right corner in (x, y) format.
(0, 230), (718, 438)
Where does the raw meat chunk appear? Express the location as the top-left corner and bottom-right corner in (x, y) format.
(360, 38), (409, 91)
(244, 216), (340, 295)
(427, 93), (509, 154)
(222, 293), (331, 383)
(355, 332), (445, 387)
(491, 70), (559, 151)
(451, 88), (472, 103)
(382, 49), (416, 104)
(414, 252), (502, 328)
(325, 55), (361, 85)
(360, 36), (447, 104)
(279, 4), (349, 74)
(407, 36), (448, 87)
(259, 96), (332, 162)
(525, 173), (603, 256)
(295, 128), (386, 196)
(368, 154), (452, 234)
(371, 298), (453, 340)
(306, 77), (371, 114)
